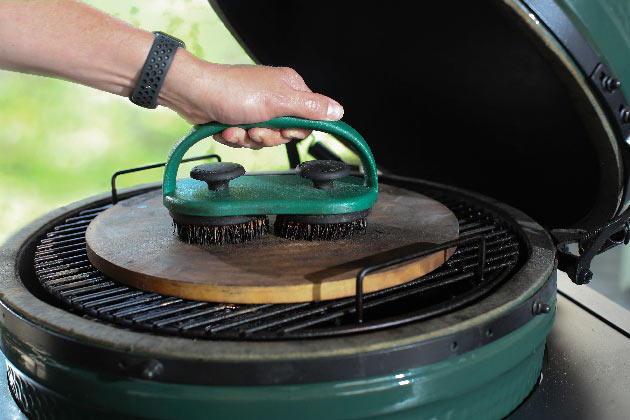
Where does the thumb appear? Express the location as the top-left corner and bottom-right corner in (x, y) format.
(289, 91), (344, 121)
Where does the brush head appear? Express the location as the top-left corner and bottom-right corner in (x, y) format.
(170, 212), (269, 245)
(274, 209), (370, 241)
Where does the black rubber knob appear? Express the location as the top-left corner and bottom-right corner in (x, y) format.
(190, 162), (245, 191)
(298, 160), (350, 189)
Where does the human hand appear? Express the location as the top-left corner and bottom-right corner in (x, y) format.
(160, 51), (344, 149)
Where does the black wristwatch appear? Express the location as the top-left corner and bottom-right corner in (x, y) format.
(129, 31), (186, 109)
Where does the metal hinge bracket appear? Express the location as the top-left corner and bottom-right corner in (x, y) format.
(551, 206), (630, 284)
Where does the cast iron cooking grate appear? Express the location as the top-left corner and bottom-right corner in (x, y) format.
(32, 186), (523, 340)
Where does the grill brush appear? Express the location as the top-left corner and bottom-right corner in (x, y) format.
(162, 117), (378, 245)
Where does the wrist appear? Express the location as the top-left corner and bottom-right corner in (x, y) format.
(158, 50), (214, 122)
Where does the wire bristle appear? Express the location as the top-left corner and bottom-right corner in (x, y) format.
(174, 216), (269, 245)
(274, 218), (367, 241)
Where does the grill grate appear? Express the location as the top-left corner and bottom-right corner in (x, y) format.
(33, 187), (523, 340)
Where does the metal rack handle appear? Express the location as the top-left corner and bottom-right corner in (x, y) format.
(111, 154), (221, 204)
(355, 236), (487, 322)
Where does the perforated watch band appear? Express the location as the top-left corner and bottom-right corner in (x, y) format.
(130, 31), (185, 109)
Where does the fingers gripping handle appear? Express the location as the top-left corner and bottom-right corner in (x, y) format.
(162, 117), (378, 196)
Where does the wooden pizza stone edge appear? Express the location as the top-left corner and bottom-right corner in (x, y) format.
(86, 244), (456, 304)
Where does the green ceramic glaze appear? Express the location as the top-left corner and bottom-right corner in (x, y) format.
(4, 296), (555, 420)
(163, 117), (378, 217)
(554, 0), (630, 99)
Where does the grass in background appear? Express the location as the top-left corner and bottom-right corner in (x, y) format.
(0, 0), (356, 243)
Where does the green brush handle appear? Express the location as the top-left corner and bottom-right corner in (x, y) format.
(162, 117), (378, 196)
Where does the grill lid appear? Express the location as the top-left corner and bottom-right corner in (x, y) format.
(208, 0), (630, 284)
(209, 0), (629, 231)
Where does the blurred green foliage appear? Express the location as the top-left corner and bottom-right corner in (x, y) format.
(0, 0), (355, 243)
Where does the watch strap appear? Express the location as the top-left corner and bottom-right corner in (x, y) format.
(130, 32), (185, 109)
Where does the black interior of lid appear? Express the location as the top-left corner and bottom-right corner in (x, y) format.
(210, 1), (618, 229)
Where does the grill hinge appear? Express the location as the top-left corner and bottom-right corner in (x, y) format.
(551, 205), (630, 284)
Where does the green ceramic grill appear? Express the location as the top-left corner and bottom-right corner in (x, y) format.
(3, 1), (630, 419)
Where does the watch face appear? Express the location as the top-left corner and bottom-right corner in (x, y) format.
(152, 31), (186, 49)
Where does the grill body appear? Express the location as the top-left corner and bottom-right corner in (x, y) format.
(0, 177), (556, 419)
(3, 314), (553, 420)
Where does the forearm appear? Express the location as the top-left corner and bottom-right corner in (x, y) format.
(0, 0), (197, 100)
(0, 0), (343, 148)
